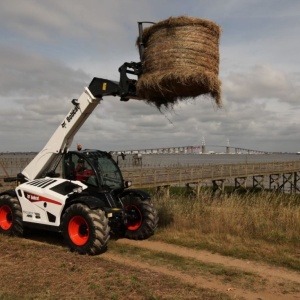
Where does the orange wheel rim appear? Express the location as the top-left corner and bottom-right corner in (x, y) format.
(68, 216), (89, 246)
(0, 205), (13, 230)
(126, 205), (142, 231)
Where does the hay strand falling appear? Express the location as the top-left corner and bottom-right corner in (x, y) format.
(136, 16), (222, 108)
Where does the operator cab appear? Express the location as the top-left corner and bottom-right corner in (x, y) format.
(62, 150), (125, 191)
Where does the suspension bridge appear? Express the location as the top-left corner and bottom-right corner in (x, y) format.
(110, 144), (272, 155)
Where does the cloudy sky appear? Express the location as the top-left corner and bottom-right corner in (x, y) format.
(1, 0), (300, 153)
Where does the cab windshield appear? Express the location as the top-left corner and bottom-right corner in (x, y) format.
(94, 152), (123, 189)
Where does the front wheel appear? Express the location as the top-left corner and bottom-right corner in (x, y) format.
(124, 196), (159, 240)
(62, 203), (110, 255)
(0, 195), (23, 236)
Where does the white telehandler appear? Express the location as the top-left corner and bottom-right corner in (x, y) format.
(0, 23), (159, 254)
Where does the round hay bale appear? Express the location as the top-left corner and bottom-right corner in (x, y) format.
(136, 16), (222, 108)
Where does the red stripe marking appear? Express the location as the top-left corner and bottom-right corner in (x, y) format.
(25, 192), (62, 206)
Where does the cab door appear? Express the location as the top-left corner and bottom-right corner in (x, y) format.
(62, 153), (98, 187)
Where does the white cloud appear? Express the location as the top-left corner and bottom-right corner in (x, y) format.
(0, 0), (300, 153)
(223, 65), (300, 106)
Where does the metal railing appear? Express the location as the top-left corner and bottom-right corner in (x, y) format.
(1, 156), (300, 189)
(122, 161), (300, 188)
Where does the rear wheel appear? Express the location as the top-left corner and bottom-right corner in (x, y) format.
(62, 203), (110, 255)
(124, 196), (158, 240)
(0, 195), (23, 236)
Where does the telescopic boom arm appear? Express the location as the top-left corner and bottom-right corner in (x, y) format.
(19, 21), (155, 182)
(20, 62), (142, 182)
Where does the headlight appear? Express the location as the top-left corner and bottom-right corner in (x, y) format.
(124, 181), (132, 188)
(73, 186), (83, 193)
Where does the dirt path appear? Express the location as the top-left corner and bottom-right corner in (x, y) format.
(102, 239), (300, 300)
(1, 232), (300, 299)
(116, 239), (300, 284)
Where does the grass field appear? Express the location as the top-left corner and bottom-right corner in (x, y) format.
(152, 187), (300, 271)
(1, 184), (300, 299)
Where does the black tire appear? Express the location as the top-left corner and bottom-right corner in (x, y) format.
(62, 203), (110, 255)
(0, 195), (23, 236)
(124, 196), (159, 240)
